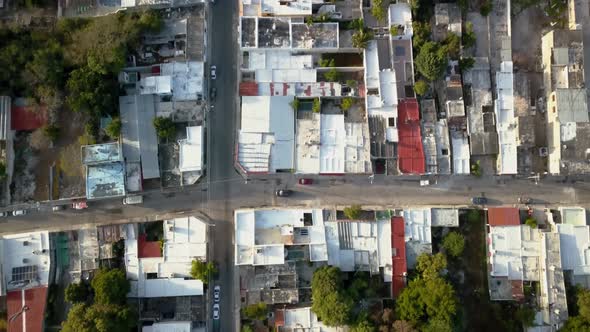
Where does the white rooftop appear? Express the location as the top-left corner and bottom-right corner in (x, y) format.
(559, 207), (587, 226)
(495, 61), (518, 174)
(161, 62), (204, 100)
(81, 142), (122, 165)
(139, 76), (172, 95)
(1, 231), (50, 293)
(489, 225), (541, 280)
(403, 208), (432, 244)
(178, 126), (203, 173)
(320, 114), (345, 174)
(451, 135), (470, 174)
(557, 224), (590, 275)
(281, 307), (341, 332)
(125, 217), (208, 298)
(235, 209), (328, 266)
(248, 51), (314, 71)
(261, 0), (312, 16)
(364, 41), (398, 117)
(142, 321), (195, 332)
(389, 3), (413, 39)
(238, 96), (295, 173)
(325, 220), (392, 281)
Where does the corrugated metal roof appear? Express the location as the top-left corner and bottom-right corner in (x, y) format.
(0, 96), (10, 140)
(7, 287), (48, 332)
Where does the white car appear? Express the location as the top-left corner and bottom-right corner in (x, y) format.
(213, 285), (220, 303)
(210, 65), (217, 80)
(0, 212), (8, 217)
(52, 206), (64, 211)
(12, 210), (26, 216)
(213, 303), (220, 320)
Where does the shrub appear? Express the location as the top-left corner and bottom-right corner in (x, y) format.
(459, 57), (476, 72)
(442, 232), (465, 257)
(525, 217), (537, 229)
(65, 282), (88, 303)
(415, 42), (447, 81)
(43, 124), (60, 142)
(413, 80), (429, 96)
(462, 22), (476, 48)
(324, 68), (340, 82)
(341, 97), (354, 111)
(344, 205), (362, 220)
(290, 98), (300, 111)
(243, 303), (267, 321)
(105, 117), (121, 139)
(312, 98), (321, 113)
(153, 116), (175, 140)
(480, 0), (492, 16)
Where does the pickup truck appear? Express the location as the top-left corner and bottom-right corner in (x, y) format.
(72, 201), (88, 210)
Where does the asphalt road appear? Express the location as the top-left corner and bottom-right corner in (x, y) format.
(206, 0), (240, 330)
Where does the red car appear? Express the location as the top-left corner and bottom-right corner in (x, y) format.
(298, 178), (313, 185)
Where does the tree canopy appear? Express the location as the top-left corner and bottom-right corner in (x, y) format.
(442, 232), (465, 258)
(105, 117), (122, 139)
(65, 282), (89, 304)
(396, 254), (456, 328)
(153, 116), (176, 140)
(344, 205), (362, 220)
(311, 266), (353, 326)
(190, 260), (217, 283)
(413, 80), (429, 96)
(415, 42), (447, 81)
(90, 268), (130, 305)
(61, 303), (136, 332)
(242, 303), (268, 321)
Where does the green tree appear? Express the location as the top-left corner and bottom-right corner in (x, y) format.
(105, 117), (121, 139)
(190, 260), (217, 283)
(471, 160), (482, 177)
(515, 305), (536, 327)
(0, 162), (6, 180)
(66, 65), (117, 115)
(242, 303), (267, 321)
(351, 316), (375, 332)
(415, 42), (447, 81)
(525, 217), (538, 229)
(290, 98), (300, 111)
(341, 97), (355, 111)
(325, 68), (340, 82)
(352, 29), (373, 49)
(459, 57), (476, 72)
(311, 266), (353, 326)
(138, 10), (164, 33)
(43, 124), (60, 142)
(442, 33), (461, 60)
(241, 325), (255, 332)
(462, 22), (476, 48)
(346, 80), (358, 88)
(421, 318), (453, 332)
(371, 0), (386, 22)
(312, 98), (321, 113)
(65, 282), (88, 303)
(61, 303), (136, 332)
(390, 25), (400, 36)
(348, 18), (365, 31)
(416, 253), (447, 280)
(413, 80), (429, 96)
(442, 232), (465, 258)
(153, 116), (176, 140)
(344, 204), (362, 220)
(412, 21), (431, 51)
(91, 268), (130, 305)
(466, 209), (482, 223)
(480, 0), (493, 16)
(396, 278), (426, 323)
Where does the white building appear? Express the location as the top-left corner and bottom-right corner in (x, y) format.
(275, 306), (344, 332)
(494, 61), (518, 174)
(178, 126), (204, 184)
(235, 209), (328, 266)
(238, 96), (295, 173)
(125, 217), (208, 298)
(488, 225), (541, 281)
(325, 220), (392, 282)
(139, 62), (204, 101)
(0, 231), (50, 295)
(142, 321), (205, 332)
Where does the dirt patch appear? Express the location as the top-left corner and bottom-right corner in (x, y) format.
(11, 132), (37, 203)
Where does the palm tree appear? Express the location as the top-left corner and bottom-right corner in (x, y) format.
(352, 29), (373, 49)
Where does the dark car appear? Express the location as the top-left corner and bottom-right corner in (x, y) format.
(210, 87), (217, 102)
(298, 178), (313, 185)
(471, 197), (487, 205)
(276, 189), (293, 197)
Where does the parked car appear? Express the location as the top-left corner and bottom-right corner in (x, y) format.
(213, 285), (220, 303)
(210, 65), (217, 80)
(0, 211), (8, 217)
(210, 87), (217, 102)
(298, 178), (313, 185)
(275, 189), (293, 197)
(471, 197), (487, 205)
(52, 205), (65, 211)
(213, 304), (220, 320)
(123, 195), (143, 205)
(72, 201), (88, 210)
(12, 210), (26, 216)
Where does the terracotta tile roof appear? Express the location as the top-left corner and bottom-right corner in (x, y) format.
(11, 105), (47, 131)
(488, 207), (520, 226)
(398, 99), (425, 174)
(138, 234), (162, 258)
(7, 287), (48, 332)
